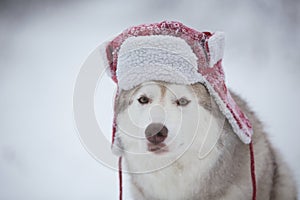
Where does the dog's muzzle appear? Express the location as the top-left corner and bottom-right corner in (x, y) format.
(145, 123), (168, 145)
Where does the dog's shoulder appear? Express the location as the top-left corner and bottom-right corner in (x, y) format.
(229, 90), (298, 200)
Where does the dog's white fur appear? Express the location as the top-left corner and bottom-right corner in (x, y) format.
(113, 81), (297, 200)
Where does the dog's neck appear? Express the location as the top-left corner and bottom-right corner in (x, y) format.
(124, 125), (248, 200)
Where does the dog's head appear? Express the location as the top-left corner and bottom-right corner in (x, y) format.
(106, 22), (253, 163)
(112, 81), (226, 158)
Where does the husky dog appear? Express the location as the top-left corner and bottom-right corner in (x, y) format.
(104, 21), (297, 200)
(112, 81), (297, 200)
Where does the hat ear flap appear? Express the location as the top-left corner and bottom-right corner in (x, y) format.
(102, 41), (118, 83)
(207, 32), (225, 67)
(97, 41), (122, 153)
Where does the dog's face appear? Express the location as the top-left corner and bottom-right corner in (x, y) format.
(113, 81), (224, 158)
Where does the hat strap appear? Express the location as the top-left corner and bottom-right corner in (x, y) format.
(249, 141), (257, 200)
(118, 156), (123, 200)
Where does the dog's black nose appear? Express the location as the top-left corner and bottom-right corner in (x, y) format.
(145, 123), (168, 144)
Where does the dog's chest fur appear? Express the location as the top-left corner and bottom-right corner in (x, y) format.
(125, 145), (224, 200)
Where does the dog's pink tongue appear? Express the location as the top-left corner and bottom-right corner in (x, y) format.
(147, 143), (168, 154)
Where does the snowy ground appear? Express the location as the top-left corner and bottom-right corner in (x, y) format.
(0, 0), (299, 199)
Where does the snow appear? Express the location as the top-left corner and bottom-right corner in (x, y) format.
(0, 0), (299, 199)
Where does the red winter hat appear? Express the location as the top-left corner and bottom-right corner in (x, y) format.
(104, 21), (253, 145)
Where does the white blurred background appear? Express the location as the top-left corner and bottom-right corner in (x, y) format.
(0, 0), (299, 199)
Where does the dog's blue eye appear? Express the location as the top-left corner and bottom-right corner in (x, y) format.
(138, 96), (150, 104)
(176, 98), (190, 106)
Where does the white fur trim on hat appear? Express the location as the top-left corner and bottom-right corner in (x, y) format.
(204, 80), (252, 144)
(117, 35), (204, 90)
